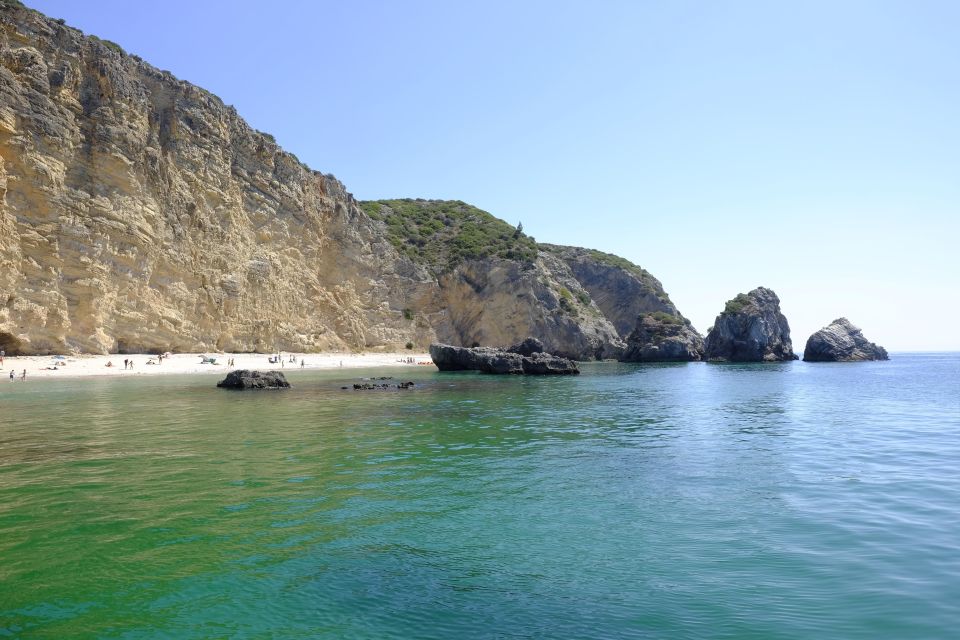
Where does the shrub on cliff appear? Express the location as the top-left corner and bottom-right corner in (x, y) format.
(359, 199), (538, 272)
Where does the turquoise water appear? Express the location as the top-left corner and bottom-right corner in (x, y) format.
(1, 354), (958, 639)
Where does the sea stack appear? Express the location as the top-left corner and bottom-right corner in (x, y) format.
(803, 318), (889, 362)
(704, 287), (797, 362)
(620, 312), (704, 362)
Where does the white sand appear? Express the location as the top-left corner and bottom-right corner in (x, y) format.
(0, 351), (435, 380)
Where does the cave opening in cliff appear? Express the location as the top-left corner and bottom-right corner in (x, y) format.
(0, 332), (23, 356)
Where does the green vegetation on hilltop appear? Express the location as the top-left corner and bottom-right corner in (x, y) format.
(359, 199), (538, 272)
(724, 293), (752, 314)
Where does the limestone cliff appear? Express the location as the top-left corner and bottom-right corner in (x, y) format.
(0, 5), (686, 358)
(0, 4), (442, 354)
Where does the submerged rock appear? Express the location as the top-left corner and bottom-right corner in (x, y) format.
(429, 341), (579, 375)
(217, 370), (290, 390)
(351, 381), (416, 390)
(704, 287), (798, 362)
(803, 318), (889, 362)
(620, 312), (704, 362)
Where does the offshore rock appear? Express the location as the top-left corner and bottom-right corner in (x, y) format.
(704, 287), (797, 362)
(217, 369), (290, 390)
(803, 318), (889, 362)
(429, 342), (579, 375)
(620, 312), (705, 362)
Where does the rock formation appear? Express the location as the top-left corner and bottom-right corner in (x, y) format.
(621, 312), (705, 362)
(0, 5), (690, 359)
(217, 369), (290, 389)
(429, 342), (579, 375)
(803, 318), (889, 362)
(704, 287), (797, 362)
(541, 244), (683, 338)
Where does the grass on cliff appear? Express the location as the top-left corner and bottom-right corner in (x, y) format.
(359, 199), (539, 272)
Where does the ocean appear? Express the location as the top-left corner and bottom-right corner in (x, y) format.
(1, 353), (958, 639)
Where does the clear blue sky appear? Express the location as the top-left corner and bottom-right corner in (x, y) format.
(26, 0), (960, 350)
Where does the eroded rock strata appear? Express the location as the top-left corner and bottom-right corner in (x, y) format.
(704, 287), (797, 362)
(803, 318), (889, 362)
(0, 5), (691, 359)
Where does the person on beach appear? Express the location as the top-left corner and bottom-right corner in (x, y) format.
(8, 370), (13, 381)
(21, 369), (26, 381)
(301, 358), (305, 368)
(124, 358), (128, 370)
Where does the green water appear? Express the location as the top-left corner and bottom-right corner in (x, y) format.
(1, 355), (959, 638)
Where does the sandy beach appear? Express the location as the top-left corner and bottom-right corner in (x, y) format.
(0, 351), (435, 381)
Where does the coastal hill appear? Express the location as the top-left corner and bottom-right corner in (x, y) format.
(0, 3), (694, 358)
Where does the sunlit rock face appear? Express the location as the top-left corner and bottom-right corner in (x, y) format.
(0, 5), (685, 358)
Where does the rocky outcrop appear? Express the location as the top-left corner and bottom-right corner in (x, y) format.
(217, 369), (290, 389)
(803, 318), (889, 362)
(433, 252), (625, 361)
(621, 312), (705, 362)
(429, 342), (579, 375)
(704, 287), (797, 362)
(0, 5), (688, 360)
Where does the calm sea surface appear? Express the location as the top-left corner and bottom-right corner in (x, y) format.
(1, 354), (958, 639)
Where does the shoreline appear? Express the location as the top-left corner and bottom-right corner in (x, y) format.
(0, 352), (435, 381)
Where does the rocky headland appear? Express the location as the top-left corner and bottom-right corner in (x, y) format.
(429, 339), (579, 375)
(0, 4), (696, 360)
(621, 312), (705, 362)
(803, 318), (889, 362)
(703, 287), (797, 362)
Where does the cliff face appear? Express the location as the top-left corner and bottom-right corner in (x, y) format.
(436, 253), (624, 360)
(0, 5), (687, 359)
(0, 5), (440, 354)
(541, 244), (681, 337)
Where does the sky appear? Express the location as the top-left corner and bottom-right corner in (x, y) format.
(25, 0), (960, 350)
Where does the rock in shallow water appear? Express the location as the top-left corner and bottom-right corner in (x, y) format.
(704, 287), (798, 362)
(217, 370), (290, 389)
(803, 318), (889, 362)
(620, 312), (704, 362)
(429, 341), (579, 375)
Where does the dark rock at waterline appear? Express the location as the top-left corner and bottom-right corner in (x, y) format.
(704, 287), (798, 362)
(429, 341), (579, 375)
(350, 381), (416, 390)
(217, 370), (290, 389)
(803, 318), (889, 362)
(620, 312), (705, 362)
